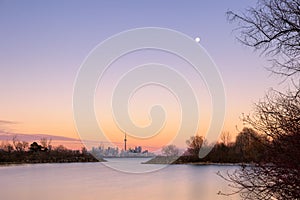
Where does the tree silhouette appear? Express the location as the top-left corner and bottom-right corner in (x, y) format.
(161, 144), (179, 156)
(227, 0), (300, 77)
(12, 136), (29, 152)
(29, 142), (42, 152)
(234, 127), (268, 163)
(186, 135), (204, 156)
(222, 0), (300, 199)
(220, 131), (232, 146)
(40, 137), (52, 151)
(220, 90), (300, 199)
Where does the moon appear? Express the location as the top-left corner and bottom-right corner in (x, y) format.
(195, 37), (200, 43)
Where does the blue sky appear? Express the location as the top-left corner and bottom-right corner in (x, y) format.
(0, 1), (285, 148)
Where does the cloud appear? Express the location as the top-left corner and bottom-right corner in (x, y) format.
(0, 119), (19, 135)
(0, 120), (77, 141)
(0, 132), (79, 142)
(0, 120), (18, 125)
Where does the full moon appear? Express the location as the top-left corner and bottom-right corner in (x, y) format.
(195, 37), (200, 43)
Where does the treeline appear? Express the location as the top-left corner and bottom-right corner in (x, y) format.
(0, 137), (101, 164)
(180, 127), (268, 164)
(147, 127), (270, 164)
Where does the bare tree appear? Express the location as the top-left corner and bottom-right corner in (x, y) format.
(245, 88), (300, 167)
(220, 131), (232, 146)
(186, 135), (205, 156)
(234, 127), (269, 163)
(0, 141), (14, 153)
(54, 145), (67, 153)
(40, 137), (52, 151)
(12, 136), (28, 152)
(220, 89), (300, 199)
(222, 0), (300, 199)
(227, 0), (300, 77)
(161, 144), (179, 156)
(81, 147), (88, 155)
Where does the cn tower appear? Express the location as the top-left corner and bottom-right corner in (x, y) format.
(124, 133), (127, 151)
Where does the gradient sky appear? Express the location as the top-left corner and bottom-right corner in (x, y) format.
(0, 1), (286, 149)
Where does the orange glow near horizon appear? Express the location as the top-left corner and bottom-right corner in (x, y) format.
(0, 0), (284, 153)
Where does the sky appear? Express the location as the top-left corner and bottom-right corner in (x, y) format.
(0, 0), (286, 149)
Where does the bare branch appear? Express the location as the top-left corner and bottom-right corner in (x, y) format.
(227, 0), (300, 78)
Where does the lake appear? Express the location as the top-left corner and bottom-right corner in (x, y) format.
(0, 158), (241, 200)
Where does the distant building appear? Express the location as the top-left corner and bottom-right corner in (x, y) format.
(124, 133), (127, 151)
(129, 146), (142, 153)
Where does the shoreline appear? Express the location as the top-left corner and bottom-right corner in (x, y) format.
(171, 162), (252, 166)
(143, 161), (250, 166)
(142, 155), (255, 166)
(0, 160), (104, 166)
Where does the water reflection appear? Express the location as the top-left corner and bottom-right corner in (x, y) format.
(0, 159), (240, 200)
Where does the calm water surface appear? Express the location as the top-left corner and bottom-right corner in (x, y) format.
(0, 158), (240, 200)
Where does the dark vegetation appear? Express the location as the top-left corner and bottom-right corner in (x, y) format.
(0, 137), (101, 164)
(218, 87), (300, 200)
(145, 128), (269, 164)
(220, 0), (300, 199)
(205, 128), (268, 164)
